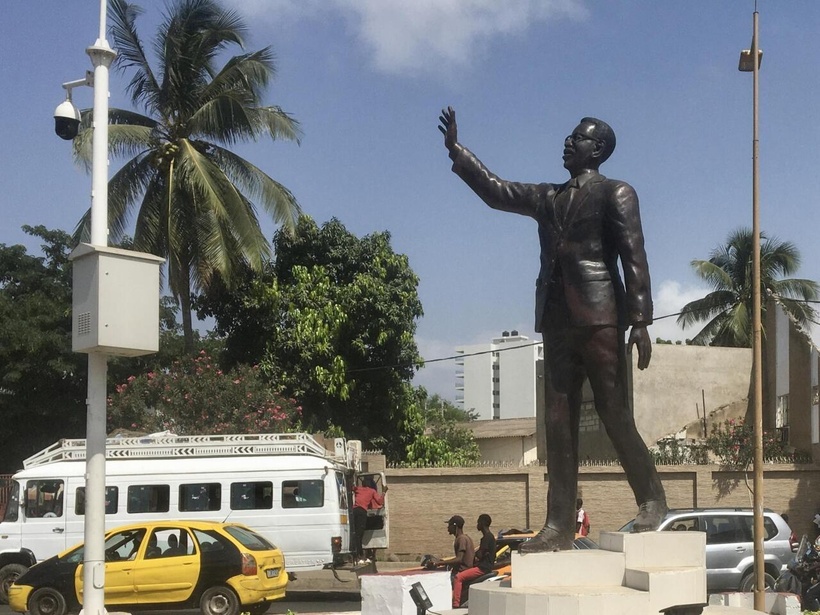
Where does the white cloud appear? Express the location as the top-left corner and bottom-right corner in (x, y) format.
(228, 0), (587, 76)
(648, 279), (709, 343)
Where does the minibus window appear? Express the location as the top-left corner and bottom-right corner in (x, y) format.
(127, 485), (170, 513)
(75, 486), (119, 515)
(180, 483), (221, 511)
(282, 480), (324, 508)
(3, 482), (19, 522)
(25, 480), (64, 518)
(230, 482), (273, 510)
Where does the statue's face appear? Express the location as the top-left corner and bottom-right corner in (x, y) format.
(562, 121), (602, 173)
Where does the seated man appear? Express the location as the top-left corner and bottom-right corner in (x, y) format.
(452, 514), (496, 608)
(427, 516), (476, 588)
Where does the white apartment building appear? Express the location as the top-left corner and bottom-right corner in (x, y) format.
(455, 331), (542, 420)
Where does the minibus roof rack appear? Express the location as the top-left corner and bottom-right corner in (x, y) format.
(23, 432), (344, 469)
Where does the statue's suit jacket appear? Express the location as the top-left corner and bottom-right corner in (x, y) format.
(451, 145), (653, 333)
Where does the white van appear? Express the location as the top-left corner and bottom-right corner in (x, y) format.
(0, 432), (388, 603)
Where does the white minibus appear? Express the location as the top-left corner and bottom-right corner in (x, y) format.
(0, 432), (388, 603)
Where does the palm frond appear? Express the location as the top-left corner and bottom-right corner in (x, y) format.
(109, 0), (161, 110)
(209, 145), (301, 230)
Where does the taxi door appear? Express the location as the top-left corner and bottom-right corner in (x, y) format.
(76, 528), (144, 605)
(133, 527), (199, 605)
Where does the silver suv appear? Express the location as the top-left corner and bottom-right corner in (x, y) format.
(619, 508), (794, 592)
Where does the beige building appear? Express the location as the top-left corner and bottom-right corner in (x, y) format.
(467, 417), (538, 465)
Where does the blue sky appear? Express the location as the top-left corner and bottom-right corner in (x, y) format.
(2, 1), (820, 401)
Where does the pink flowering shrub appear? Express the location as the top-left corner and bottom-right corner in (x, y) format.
(705, 418), (794, 468)
(108, 351), (302, 435)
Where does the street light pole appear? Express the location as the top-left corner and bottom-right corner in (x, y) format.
(83, 4), (116, 615)
(738, 3), (763, 611)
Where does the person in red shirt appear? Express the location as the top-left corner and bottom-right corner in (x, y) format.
(351, 479), (387, 564)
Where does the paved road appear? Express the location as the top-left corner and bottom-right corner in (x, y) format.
(0, 591), (363, 615)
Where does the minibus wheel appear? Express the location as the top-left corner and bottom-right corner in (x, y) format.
(0, 563), (28, 604)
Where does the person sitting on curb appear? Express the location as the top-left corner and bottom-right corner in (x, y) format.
(452, 513), (496, 608)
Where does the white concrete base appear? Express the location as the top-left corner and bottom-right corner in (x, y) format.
(360, 569), (451, 615)
(469, 531), (707, 615)
(708, 592), (802, 615)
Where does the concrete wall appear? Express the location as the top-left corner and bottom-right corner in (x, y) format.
(383, 463), (820, 560)
(630, 344), (752, 446)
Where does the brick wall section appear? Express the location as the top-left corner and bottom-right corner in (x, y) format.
(383, 464), (820, 560)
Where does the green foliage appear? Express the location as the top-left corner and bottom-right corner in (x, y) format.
(0, 227), (87, 471)
(705, 418), (804, 468)
(678, 228), (819, 347)
(421, 391), (479, 424)
(401, 388), (481, 466)
(73, 0), (301, 351)
(108, 350), (302, 435)
(195, 216), (424, 460)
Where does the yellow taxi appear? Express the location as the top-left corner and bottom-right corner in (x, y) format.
(9, 520), (287, 615)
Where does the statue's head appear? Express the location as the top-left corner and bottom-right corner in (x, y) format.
(563, 117), (616, 173)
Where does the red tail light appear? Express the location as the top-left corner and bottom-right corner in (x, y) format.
(331, 536), (342, 553)
(241, 553), (258, 576)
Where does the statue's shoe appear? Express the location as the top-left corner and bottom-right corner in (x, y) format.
(518, 526), (574, 553)
(631, 499), (668, 532)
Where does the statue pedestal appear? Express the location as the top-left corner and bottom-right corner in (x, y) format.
(467, 531), (709, 615)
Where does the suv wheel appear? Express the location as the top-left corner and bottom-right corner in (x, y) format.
(739, 570), (776, 592)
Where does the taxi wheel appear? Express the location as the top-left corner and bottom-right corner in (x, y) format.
(200, 585), (240, 615)
(29, 587), (68, 615)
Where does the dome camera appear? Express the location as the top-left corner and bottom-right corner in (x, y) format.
(54, 99), (81, 140)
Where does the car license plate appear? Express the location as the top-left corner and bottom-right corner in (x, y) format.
(266, 568), (279, 578)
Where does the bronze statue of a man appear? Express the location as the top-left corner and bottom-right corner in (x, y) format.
(439, 107), (667, 552)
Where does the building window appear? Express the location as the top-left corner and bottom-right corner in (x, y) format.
(776, 394), (790, 445)
(579, 401), (601, 432)
(776, 395), (790, 428)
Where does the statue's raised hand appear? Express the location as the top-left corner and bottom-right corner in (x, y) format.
(438, 106), (458, 153)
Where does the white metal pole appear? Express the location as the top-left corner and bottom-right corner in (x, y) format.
(81, 1), (115, 613)
(750, 7), (765, 612)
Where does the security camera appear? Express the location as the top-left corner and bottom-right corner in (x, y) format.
(54, 99), (81, 140)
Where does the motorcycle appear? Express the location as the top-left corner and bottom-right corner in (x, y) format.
(774, 535), (820, 610)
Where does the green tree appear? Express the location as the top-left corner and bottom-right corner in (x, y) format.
(73, 0), (301, 352)
(0, 227), (87, 471)
(196, 216), (424, 460)
(677, 228), (818, 346)
(403, 388), (480, 466)
(108, 350), (302, 434)
(419, 390), (478, 424)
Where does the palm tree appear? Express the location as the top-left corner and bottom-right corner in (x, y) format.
(73, 0), (301, 351)
(677, 228), (819, 346)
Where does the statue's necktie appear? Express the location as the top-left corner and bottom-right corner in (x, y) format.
(557, 179), (579, 224)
